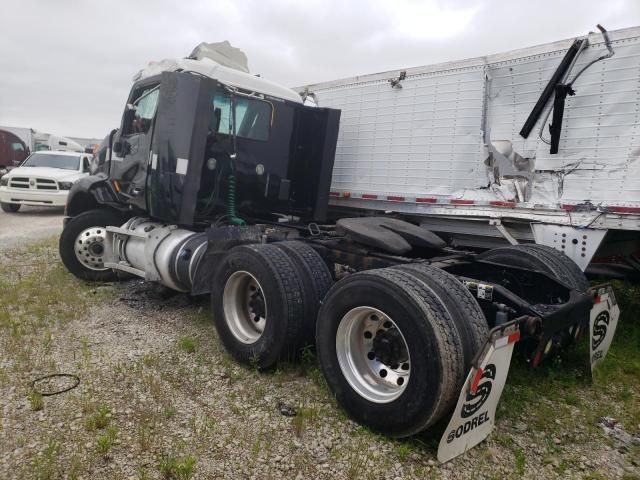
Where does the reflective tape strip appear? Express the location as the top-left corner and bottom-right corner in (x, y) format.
(176, 157), (189, 175)
(151, 153), (158, 170)
(495, 331), (521, 349)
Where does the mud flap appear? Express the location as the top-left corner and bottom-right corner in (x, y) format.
(437, 323), (520, 463)
(589, 285), (620, 373)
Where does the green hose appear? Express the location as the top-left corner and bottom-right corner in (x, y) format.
(227, 174), (245, 225)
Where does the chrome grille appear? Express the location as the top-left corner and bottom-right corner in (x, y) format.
(9, 177), (29, 189)
(8, 177), (59, 191)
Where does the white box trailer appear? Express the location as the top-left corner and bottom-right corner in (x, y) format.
(297, 25), (640, 274)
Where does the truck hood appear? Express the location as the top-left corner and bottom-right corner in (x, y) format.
(6, 166), (83, 181)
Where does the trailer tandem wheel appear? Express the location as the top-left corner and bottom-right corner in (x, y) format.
(59, 208), (123, 281)
(477, 244), (589, 291)
(316, 267), (465, 438)
(274, 241), (334, 346)
(211, 244), (306, 369)
(392, 263), (489, 371)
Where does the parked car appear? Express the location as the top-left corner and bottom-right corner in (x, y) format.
(0, 150), (92, 212)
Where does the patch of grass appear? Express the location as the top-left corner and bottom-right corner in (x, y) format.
(96, 426), (118, 459)
(31, 439), (60, 480)
(28, 390), (44, 411)
(291, 406), (318, 438)
(158, 454), (197, 480)
(513, 447), (525, 476)
(177, 336), (198, 354)
(164, 404), (177, 419)
(85, 404), (111, 431)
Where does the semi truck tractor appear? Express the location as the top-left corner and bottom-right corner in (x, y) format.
(58, 41), (620, 462)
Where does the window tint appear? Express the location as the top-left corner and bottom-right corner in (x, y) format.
(11, 142), (25, 151)
(212, 94), (272, 141)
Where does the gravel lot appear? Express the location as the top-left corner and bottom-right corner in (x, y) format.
(0, 238), (638, 479)
(0, 206), (64, 249)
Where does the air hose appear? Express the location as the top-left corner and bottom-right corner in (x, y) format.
(227, 173), (245, 225)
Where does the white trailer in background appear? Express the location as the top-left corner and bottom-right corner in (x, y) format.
(297, 26), (640, 275)
(0, 126), (84, 153)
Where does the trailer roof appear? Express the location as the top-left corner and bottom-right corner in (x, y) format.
(296, 25), (640, 92)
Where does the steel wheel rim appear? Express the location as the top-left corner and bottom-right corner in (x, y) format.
(74, 227), (108, 271)
(223, 271), (267, 344)
(336, 306), (411, 404)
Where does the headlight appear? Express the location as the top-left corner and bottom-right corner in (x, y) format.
(58, 181), (74, 190)
(0, 177), (8, 186)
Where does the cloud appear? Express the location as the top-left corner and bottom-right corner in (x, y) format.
(0, 0), (638, 138)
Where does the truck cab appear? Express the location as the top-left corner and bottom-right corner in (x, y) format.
(67, 53), (340, 228)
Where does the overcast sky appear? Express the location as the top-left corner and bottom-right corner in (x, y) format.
(1, 0), (639, 138)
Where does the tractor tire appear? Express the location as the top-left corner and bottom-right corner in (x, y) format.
(478, 244), (589, 291)
(393, 263), (489, 371)
(274, 241), (333, 345)
(59, 208), (123, 281)
(316, 267), (464, 438)
(1, 202), (20, 213)
(211, 244), (305, 369)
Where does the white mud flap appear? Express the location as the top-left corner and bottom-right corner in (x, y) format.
(590, 286), (620, 373)
(437, 324), (520, 463)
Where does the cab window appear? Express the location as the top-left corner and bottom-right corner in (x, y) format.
(212, 94), (272, 141)
(123, 86), (160, 135)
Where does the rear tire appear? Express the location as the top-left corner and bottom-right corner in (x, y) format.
(477, 244), (589, 291)
(1, 202), (20, 213)
(211, 244), (305, 369)
(59, 209), (123, 281)
(274, 241), (333, 345)
(393, 263), (488, 371)
(316, 267), (464, 437)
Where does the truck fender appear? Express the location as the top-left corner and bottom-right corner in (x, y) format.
(66, 175), (118, 217)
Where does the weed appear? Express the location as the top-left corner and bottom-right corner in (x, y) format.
(514, 447), (525, 476)
(137, 466), (151, 480)
(85, 404), (111, 431)
(96, 429), (115, 458)
(177, 336), (197, 354)
(28, 390), (44, 411)
(291, 406), (318, 438)
(164, 405), (177, 419)
(158, 454), (197, 480)
(31, 439), (59, 480)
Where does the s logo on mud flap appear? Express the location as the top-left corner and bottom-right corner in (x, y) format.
(592, 311), (610, 350)
(461, 364), (496, 419)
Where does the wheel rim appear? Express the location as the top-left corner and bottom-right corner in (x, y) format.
(336, 306), (411, 404)
(223, 271), (267, 344)
(74, 227), (108, 271)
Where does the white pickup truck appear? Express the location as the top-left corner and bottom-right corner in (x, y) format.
(0, 150), (92, 212)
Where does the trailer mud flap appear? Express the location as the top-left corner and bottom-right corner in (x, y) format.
(437, 324), (520, 463)
(589, 286), (620, 373)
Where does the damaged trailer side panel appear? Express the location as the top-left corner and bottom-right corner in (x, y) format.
(299, 26), (640, 272)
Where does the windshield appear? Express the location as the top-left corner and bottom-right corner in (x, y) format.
(22, 153), (80, 170)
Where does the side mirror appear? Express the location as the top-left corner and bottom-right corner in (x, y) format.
(113, 141), (123, 154)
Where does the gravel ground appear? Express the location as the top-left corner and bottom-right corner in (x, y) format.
(0, 205), (64, 249)
(0, 239), (639, 479)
